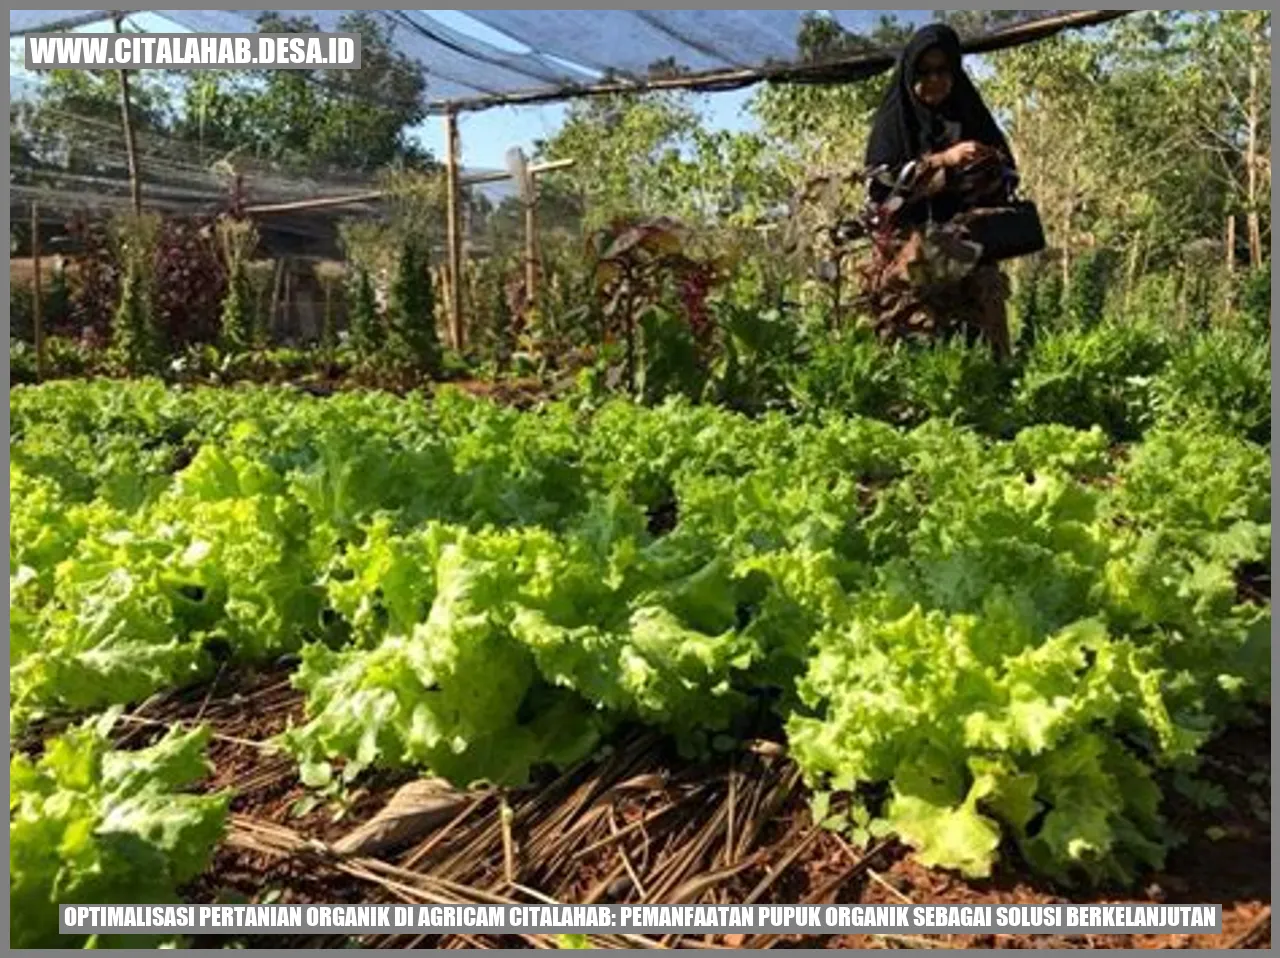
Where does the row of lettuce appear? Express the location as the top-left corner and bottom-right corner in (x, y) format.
(13, 315), (1272, 450)
(10, 377), (1271, 947)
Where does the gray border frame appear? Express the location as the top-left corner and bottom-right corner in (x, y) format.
(4, 3), (1274, 955)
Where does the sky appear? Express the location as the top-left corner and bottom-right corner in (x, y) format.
(9, 9), (768, 171)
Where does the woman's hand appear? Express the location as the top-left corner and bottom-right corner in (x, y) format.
(935, 140), (985, 169)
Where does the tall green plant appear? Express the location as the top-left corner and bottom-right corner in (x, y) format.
(108, 212), (162, 374)
(1238, 265), (1271, 338)
(386, 238), (441, 373)
(338, 219), (390, 360)
(347, 265), (382, 358)
(215, 215), (259, 352)
(1065, 247), (1118, 329)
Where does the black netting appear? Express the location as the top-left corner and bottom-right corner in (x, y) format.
(9, 9), (1124, 252)
(13, 9), (1120, 110)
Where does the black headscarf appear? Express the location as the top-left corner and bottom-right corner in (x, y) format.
(865, 24), (1011, 194)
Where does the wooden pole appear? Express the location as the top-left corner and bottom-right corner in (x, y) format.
(31, 202), (45, 381)
(423, 10), (1131, 115)
(113, 14), (142, 214)
(268, 258), (285, 347)
(240, 160), (575, 217)
(525, 193), (538, 305)
(1225, 213), (1237, 314)
(517, 149), (539, 305)
(1245, 12), (1264, 271)
(444, 110), (464, 350)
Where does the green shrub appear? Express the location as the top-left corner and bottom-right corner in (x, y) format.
(11, 280), (35, 342)
(1150, 327), (1271, 445)
(788, 331), (902, 422)
(1034, 262), (1065, 330)
(108, 214), (163, 374)
(1122, 272), (1180, 327)
(219, 266), (255, 352)
(637, 304), (706, 405)
(1014, 321), (1171, 440)
(11, 338), (37, 383)
(216, 217), (260, 352)
(46, 335), (95, 378)
(111, 264), (158, 373)
(386, 239), (441, 374)
(899, 340), (1019, 436)
(1239, 265), (1270, 338)
(707, 302), (801, 414)
(347, 265), (383, 358)
(1065, 247), (1119, 329)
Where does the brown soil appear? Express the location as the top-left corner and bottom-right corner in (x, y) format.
(108, 664), (1272, 950)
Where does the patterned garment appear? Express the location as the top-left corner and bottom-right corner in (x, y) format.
(854, 156), (1014, 358)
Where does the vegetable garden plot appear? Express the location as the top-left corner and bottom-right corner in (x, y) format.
(9, 379), (1271, 947)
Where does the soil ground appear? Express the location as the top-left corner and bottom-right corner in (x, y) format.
(67, 663), (1271, 950)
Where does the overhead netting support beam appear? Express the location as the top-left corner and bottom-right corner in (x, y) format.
(11, 9), (1132, 115)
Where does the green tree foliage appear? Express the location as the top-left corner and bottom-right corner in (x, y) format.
(174, 12), (431, 174)
(1239, 266), (1271, 338)
(386, 238), (441, 372)
(536, 91), (788, 230)
(748, 13), (911, 177)
(215, 216), (260, 352)
(536, 92), (701, 228)
(11, 62), (172, 180)
(986, 12), (1269, 312)
(347, 266), (382, 358)
(108, 214), (163, 374)
(13, 13), (431, 178)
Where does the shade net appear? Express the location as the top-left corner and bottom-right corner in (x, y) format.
(12, 9), (1119, 109)
(9, 9), (1122, 252)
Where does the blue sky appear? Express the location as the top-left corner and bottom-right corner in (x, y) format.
(10, 9), (766, 171)
(413, 10), (762, 168)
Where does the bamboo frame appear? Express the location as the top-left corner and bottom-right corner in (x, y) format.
(421, 10), (1131, 114)
(113, 13), (143, 214)
(18, 9), (1129, 120)
(240, 160), (574, 217)
(444, 110), (464, 350)
(30, 202), (45, 381)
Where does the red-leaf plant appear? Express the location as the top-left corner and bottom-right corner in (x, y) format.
(586, 216), (721, 392)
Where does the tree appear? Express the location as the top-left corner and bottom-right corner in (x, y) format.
(11, 65), (173, 180)
(173, 12), (432, 174)
(535, 90), (790, 232)
(1174, 11), (1271, 269)
(534, 91), (701, 228)
(983, 10), (1269, 311)
(748, 13), (913, 179)
(478, 178), (584, 253)
(13, 12), (433, 185)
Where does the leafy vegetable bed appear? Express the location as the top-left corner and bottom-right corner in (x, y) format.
(10, 379), (1270, 930)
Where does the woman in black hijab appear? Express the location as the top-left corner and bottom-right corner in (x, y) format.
(857, 23), (1016, 357)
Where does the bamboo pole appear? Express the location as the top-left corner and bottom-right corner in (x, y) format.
(422, 10), (1132, 115)
(1245, 12), (1264, 270)
(1225, 213), (1237, 314)
(240, 160), (575, 217)
(31, 202), (46, 381)
(515, 148), (539, 304)
(268, 258), (285, 347)
(113, 14), (142, 214)
(444, 110), (464, 350)
(525, 195), (538, 304)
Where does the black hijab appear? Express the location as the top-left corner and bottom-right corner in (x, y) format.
(865, 24), (1011, 177)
